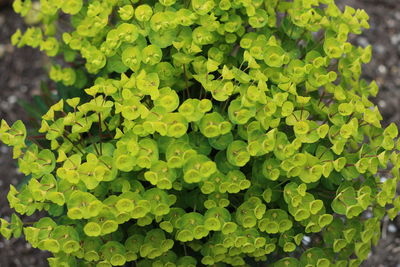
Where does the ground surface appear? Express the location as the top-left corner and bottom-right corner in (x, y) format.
(0, 0), (399, 266)
(0, 3), (50, 267)
(336, 1), (400, 265)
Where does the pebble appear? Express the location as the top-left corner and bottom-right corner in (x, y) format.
(0, 145), (9, 154)
(357, 37), (370, 47)
(365, 211), (373, 218)
(1, 100), (9, 110)
(388, 224), (397, 233)
(7, 95), (17, 105)
(302, 236), (311, 245)
(374, 44), (386, 54)
(20, 85), (28, 93)
(0, 44), (5, 58)
(395, 12), (400, 21)
(387, 19), (396, 28)
(390, 34), (400, 45)
(378, 65), (387, 74)
(379, 100), (387, 108)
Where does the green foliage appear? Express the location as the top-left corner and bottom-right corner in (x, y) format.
(2, 0), (400, 266)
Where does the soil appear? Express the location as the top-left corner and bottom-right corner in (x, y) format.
(0, 0), (399, 266)
(337, 0), (400, 129)
(0, 4), (50, 267)
(335, 1), (400, 264)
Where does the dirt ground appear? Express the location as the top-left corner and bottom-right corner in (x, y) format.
(0, 3), (50, 267)
(336, 1), (400, 264)
(0, 0), (399, 266)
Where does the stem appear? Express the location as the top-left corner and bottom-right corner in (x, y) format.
(318, 146), (329, 159)
(183, 243), (187, 256)
(317, 91), (326, 108)
(98, 113), (103, 155)
(63, 134), (85, 155)
(87, 131), (100, 156)
(300, 103), (304, 119)
(27, 136), (44, 149)
(183, 64), (190, 99)
(345, 113), (354, 124)
(222, 98), (230, 113)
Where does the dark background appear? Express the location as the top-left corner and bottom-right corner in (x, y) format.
(0, 0), (399, 266)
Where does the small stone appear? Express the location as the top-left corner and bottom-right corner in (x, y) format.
(378, 65), (387, 74)
(302, 236), (311, 245)
(0, 145), (9, 154)
(365, 211), (373, 218)
(379, 100), (387, 108)
(388, 224), (397, 233)
(387, 19), (396, 28)
(357, 37), (370, 47)
(390, 34), (400, 45)
(0, 44), (5, 58)
(395, 12), (400, 21)
(8, 95), (17, 105)
(20, 85), (28, 93)
(1, 101), (9, 110)
(374, 44), (386, 54)
(5, 44), (14, 53)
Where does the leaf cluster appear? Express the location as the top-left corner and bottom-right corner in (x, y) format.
(2, 0), (399, 266)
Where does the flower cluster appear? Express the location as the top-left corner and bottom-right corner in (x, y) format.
(2, 0), (399, 266)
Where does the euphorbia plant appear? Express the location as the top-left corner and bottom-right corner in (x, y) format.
(2, 0), (400, 266)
